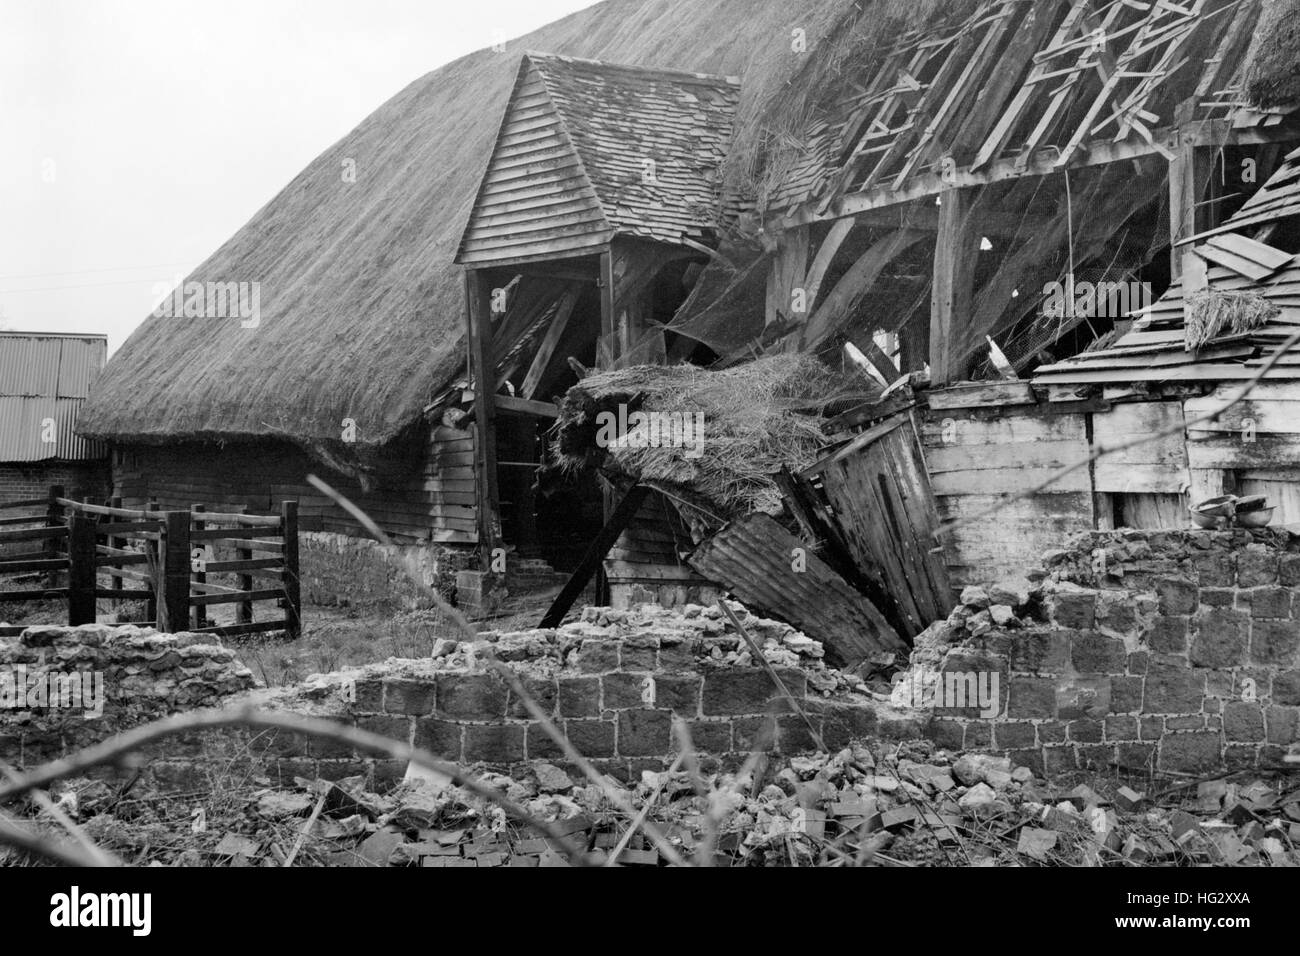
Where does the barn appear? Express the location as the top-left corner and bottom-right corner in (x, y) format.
(79, 0), (1300, 613)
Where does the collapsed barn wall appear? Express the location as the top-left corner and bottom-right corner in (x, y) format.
(903, 527), (1300, 775)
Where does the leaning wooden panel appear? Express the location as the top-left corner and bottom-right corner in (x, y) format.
(689, 513), (905, 669)
(816, 414), (953, 635)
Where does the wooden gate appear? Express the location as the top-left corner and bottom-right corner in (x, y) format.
(805, 413), (953, 636)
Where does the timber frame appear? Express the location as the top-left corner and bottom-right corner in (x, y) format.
(743, 0), (1300, 385)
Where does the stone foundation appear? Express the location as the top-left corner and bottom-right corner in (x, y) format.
(905, 528), (1300, 775)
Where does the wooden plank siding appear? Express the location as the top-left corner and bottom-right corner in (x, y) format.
(920, 405), (1094, 588)
(112, 427), (477, 545)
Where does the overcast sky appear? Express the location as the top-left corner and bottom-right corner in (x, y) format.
(0, 0), (600, 351)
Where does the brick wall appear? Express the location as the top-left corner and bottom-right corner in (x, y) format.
(0, 461), (109, 505)
(912, 528), (1300, 775)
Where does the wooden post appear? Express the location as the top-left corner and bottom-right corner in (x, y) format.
(930, 188), (978, 386)
(280, 500), (301, 640)
(236, 534), (253, 627)
(598, 248), (616, 371)
(1169, 99), (1219, 280)
(67, 514), (96, 626)
(45, 484), (64, 590)
(540, 484), (649, 629)
(145, 499), (159, 625)
(191, 503), (206, 628)
(465, 268), (502, 569)
(108, 495), (123, 604)
(160, 511), (190, 633)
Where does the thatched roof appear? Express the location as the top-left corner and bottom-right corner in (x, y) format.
(80, 0), (852, 447)
(552, 354), (849, 522)
(1245, 0), (1300, 109)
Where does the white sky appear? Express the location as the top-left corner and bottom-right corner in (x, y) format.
(0, 0), (601, 351)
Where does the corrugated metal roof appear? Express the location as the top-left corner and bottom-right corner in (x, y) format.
(689, 513), (906, 667)
(0, 333), (107, 461)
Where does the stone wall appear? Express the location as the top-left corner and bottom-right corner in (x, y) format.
(253, 603), (894, 784)
(0, 624), (255, 764)
(908, 528), (1300, 775)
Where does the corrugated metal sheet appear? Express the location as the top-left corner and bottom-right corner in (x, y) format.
(54, 337), (106, 398)
(689, 513), (906, 668)
(0, 336), (61, 396)
(0, 333), (107, 461)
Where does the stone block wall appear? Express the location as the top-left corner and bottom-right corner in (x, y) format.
(0, 624), (255, 765)
(914, 528), (1300, 775)
(186, 604), (896, 787)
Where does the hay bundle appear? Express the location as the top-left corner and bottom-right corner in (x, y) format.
(1184, 290), (1280, 350)
(1244, 0), (1300, 109)
(553, 355), (841, 519)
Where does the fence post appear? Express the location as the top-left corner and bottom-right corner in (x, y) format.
(67, 514), (96, 626)
(280, 500), (301, 640)
(108, 496), (123, 604)
(160, 511), (190, 634)
(236, 529), (253, 627)
(45, 484), (64, 590)
(145, 500), (159, 625)
(191, 503), (206, 628)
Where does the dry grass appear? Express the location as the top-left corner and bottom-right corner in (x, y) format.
(555, 354), (840, 518)
(1184, 289), (1281, 349)
(1245, 0), (1300, 109)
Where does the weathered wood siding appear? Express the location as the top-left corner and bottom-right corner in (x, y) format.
(1185, 382), (1300, 523)
(920, 406), (1093, 588)
(457, 62), (609, 266)
(112, 427), (476, 545)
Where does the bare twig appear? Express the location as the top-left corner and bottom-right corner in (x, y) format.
(0, 706), (592, 865)
(0, 811), (105, 867)
(283, 790), (328, 867)
(936, 325), (1300, 538)
(0, 762), (118, 867)
(605, 751), (685, 867)
(717, 601), (828, 751)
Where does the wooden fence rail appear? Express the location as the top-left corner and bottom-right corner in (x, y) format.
(0, 487), (301, 639)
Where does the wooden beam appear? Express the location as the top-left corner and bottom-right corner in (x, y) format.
(929, 189), (978, 385)
(494, 394), (559, 418)
(782, 119), (1300, 231)
(540, 484), (650, 628)
(465, 269), (502, 567)
(1168, 101), (1220, 280)
(597, 248), (615, 370)
(803, 218), (855, 308)
(795, 228), (927, 352)
(520, 285), (580, 399)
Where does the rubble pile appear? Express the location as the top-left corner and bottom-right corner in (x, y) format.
(299, 600), (869, 699)
(33, 741), (1300, 867)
